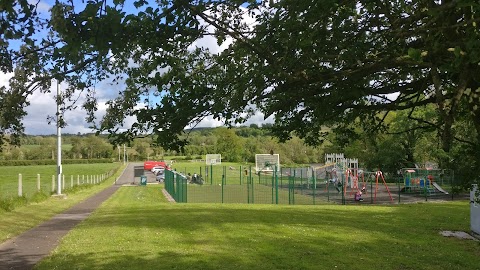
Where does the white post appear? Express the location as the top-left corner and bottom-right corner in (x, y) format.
(77, 175), (80, 186)
(62, 174), (65, 190)
(18, 174), (22, 197)
(56, 79), (62, 195)
(52, 175), (55, 192)
(82, 175), (84, 184)
(37, 174), (41, 192)
(71, 175), (73, 188)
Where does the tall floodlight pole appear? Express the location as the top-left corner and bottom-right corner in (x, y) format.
(56, 80), (62, 195)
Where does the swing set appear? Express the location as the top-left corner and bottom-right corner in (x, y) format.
(326, 167), (393, 203)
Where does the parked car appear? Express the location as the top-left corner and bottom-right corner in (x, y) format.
(151, 166), (165, 174)
(155, 170), (165, 182)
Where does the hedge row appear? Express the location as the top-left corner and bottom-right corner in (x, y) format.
(171, 156), (203, 161)
(0, 159), (115, 166)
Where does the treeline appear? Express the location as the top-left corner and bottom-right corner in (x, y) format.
(0, 125), (324, 165)
(0, 115), (477, 189)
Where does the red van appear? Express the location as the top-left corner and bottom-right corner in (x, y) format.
(144, 161), (168, 171)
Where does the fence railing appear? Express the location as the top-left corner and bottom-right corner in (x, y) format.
(0, 170), (116, 199)
(164, 165), (464, 205)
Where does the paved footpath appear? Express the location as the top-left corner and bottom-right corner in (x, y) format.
(0, 163), (144, 270)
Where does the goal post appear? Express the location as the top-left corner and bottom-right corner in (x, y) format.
(206, 154), (222, 165)
(255, 154), (280, 172)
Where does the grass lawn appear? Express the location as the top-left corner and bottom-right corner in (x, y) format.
(186, 184), (322, 205)
(36, 185), (479, 270)
(0, 163), (121, 198)
(0, 163), (126, 242)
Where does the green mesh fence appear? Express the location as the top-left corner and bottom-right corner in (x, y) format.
(163, 165), (464, 205)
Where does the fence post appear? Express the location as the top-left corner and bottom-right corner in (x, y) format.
(18, 174), (23, 197)
(275, 166), (279, 204)
(37, 174), (41, 192)
(52, 175), (55, 193)
(312, 168), (316, 205)
(222, 170), (225, 204)
(62, 175), (65, 190)
(71, 175), (74, 188)
(224, 166), (227, 185)
(251, 166), (254, 204)
(398, 177), (401, 204)
(300, 169), (303, 195)
(77, 175), (80, 186)
(271, 170), (274, 204)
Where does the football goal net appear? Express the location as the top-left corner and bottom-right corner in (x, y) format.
(206, 154), (222, 165)
(255, 154), (280, 172)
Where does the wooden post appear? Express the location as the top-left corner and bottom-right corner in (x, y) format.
(52, 175), (55, 192)
(18, 174), (22, 197)
(71, 175), (74, 188)
(37, 174), (41, 192)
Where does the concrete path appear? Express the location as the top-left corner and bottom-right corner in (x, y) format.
(0, 163), (142, 270)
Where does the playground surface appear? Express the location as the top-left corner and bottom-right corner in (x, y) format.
(0, 163), (155, 270)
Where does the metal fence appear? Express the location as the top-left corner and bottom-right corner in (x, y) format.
(164, 165), (466, 205)
(0, 172), (115, 199)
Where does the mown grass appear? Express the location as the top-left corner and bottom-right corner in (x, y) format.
(0, 163), (121, 199)
(36, 185), (479, 270)
(186, 184), (324, 205)
(0, 163), (126, 242)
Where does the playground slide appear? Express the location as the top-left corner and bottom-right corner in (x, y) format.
(432, 182), (449, 194)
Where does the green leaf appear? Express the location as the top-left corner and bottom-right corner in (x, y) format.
(407, 48), (422, 61)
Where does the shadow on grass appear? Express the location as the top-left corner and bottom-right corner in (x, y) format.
(35, 187), (478, 270)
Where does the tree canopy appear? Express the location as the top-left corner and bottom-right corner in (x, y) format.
(1, 1), (480, 182)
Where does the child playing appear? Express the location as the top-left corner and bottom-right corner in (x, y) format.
(355, 190), (364, 202)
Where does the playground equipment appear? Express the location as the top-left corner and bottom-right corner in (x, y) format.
(321, 153), (374, 202)
(206, 154), (222, 165)
(373, 171), (393, 203)
(255, 154), (280, 173)
(402, 168), (450, 195)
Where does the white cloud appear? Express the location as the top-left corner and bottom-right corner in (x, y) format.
(3, 3), (272, 136)
(0, 72), (13, 86)
(31, 0), (52, 13)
